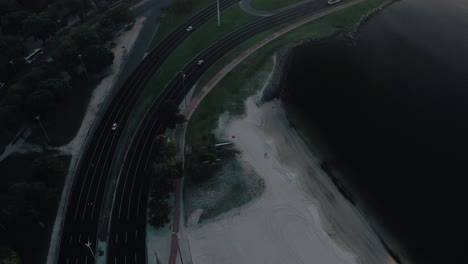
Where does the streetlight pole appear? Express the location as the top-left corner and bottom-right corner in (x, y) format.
(180, 71), (187, 107)
(177, 236), (184, 264)
(78, 54), (90, 81)
(9, 60), (16, 73)
(217, 0), (221, 27)
(35, 116), (50, 143)
(85, 241), (96, 261)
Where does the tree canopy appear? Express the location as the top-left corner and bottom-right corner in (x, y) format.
(82, 45), (114, 73)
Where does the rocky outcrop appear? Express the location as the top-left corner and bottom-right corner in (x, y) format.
(347, 0), (402, 42)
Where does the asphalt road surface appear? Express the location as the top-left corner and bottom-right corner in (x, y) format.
(106, 0), (347, 264)
(56, 1), (239, 264)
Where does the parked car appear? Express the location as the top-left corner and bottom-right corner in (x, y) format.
(24, 48), (44, 64)
(112, 123), (118, 130)
(197, 59), (204, 65)
(186, 26), (193, 31)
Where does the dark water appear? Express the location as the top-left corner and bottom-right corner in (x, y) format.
(282, 0), (468, 263)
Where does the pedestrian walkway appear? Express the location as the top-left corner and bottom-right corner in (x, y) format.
(239, 0), (316, 16)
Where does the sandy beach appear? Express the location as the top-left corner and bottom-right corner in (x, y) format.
(187, 90), (397, 263)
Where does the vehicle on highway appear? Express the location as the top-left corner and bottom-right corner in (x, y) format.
(112, 123), (118, 130)
(327, 0), (341, 5)
(186, 25), (193, 31)
(24, 48), (44, 64)
(197, 59), (204, 65)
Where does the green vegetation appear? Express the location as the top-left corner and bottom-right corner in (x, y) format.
(143, 4), (257, 106)
(0, 151), (70, 264)
(150, 0), (214, 49)
(250, 0), (305, 11)
(147, 135), (182, 227)
(187, 0), (386, 147)
(0, 3), (135, 148)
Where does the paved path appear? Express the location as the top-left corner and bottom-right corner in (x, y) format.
(240, 0), (317, 16)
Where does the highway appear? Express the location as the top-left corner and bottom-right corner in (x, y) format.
(56, 1), (239, 264)
(106, 0), (344, 264)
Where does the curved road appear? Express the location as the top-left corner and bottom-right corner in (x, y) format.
(107, 0), (350, 264)
(56, 1), (239, 264)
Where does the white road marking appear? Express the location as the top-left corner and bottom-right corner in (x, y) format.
(66, 257), (69, 264)
(116, 232), (119, 244)
(69, 236), (72, 245)
(136, 183), (143, 217)
(135, 230), (138, 240)
(78, 234), (81, 243)
(125, 231), (128, 243)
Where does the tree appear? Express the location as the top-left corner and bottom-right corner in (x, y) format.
(53, 36), (79, 66)
(147, 197), (170, 228)
(93, 22), (114, 42)
(64, 0), (84, 19)
(0, 35), (26, 60)
(160, 100), (186, 129)
(107, 5), (134, 25)
(23, 14), (58, 42)
(152, 135), (178, 163)
(82, 45), (114, 73)
(72, 30), (100, 52)
(25, 89), (55, 117)
(1, 10), (29, 36)
(38, 78), (71, 102)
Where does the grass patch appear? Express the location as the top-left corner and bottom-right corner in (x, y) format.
(121, 4), (258, 156)
(250, 0), (306, 11)
(187, 0), (385, 147)
(149, 0), (214, 49)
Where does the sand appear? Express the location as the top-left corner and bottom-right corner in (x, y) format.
(187, 94), (397, 264)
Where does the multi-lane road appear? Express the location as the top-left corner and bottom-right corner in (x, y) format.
(106, 1), (344, 264)
(57, 0), (352, 263)
(56, 1), (239, 264)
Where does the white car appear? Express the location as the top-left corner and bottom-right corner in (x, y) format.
(327, 0), (341, 5)
(112, 123), (118, 130)
(197, 59), (204, 65)
(186, 26), (193, 32)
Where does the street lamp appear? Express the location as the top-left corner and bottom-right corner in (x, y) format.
(180, 71), (187, 107)
(217, 0), (221, 27)
(35, 116), (50, 142)
(85, 241), (96, 260)
(9, 60), (16, 73)
(78, 54), (90, 81)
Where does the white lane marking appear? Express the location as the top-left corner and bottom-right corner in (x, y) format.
(126, 116), (162, 221)
(136, 183), (143, 217)
(78, 233), (81, 243)
(125, 231), (128, 243)
(74, 0), (223, 222)
(69, 235), (72, 245)
(66, 257), (69, 264)
(116, 232), (119, 244)
(135, 230), (138, 240)
(135, 253), (137, 264)
(125, 255), (127, 264)
(115, 256), (117, 264)
(75, 257), (79, 264)
(85, 255), (88, 264)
